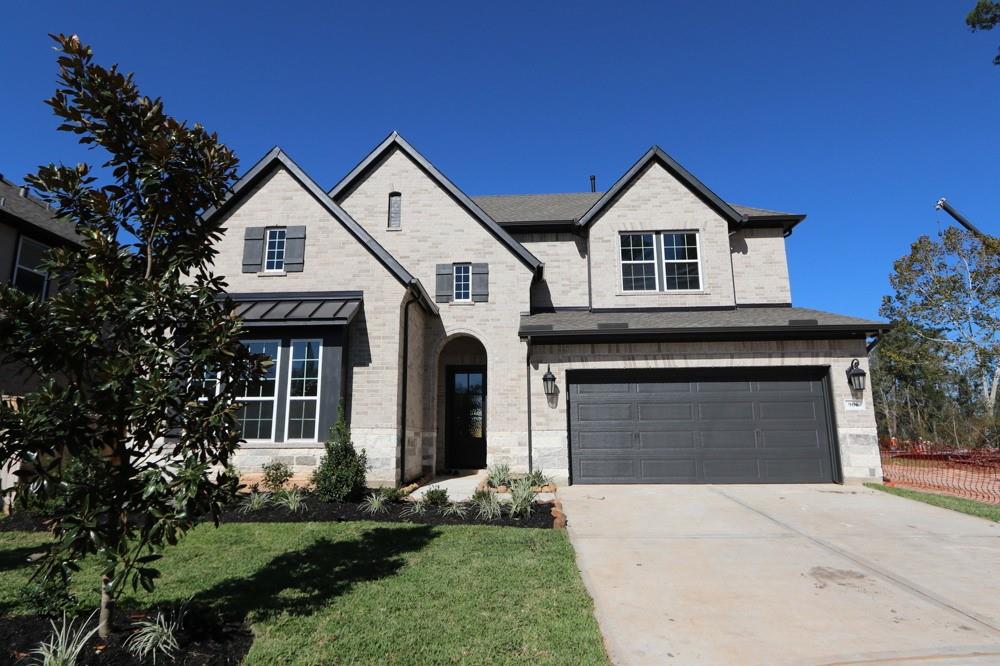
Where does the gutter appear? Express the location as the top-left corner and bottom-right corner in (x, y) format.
(519, 323), (891, 344)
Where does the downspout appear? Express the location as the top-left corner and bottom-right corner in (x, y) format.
(728, 228), (739, 308)
(525, 335), (533, 473)
(398, 287), (418, 485)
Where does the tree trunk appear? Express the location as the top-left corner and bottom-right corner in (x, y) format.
(99, 573), (113, 638)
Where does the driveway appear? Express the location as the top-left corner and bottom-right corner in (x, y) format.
(559, 484), (1000, 665)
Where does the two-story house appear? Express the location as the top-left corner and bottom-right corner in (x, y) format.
(206, 133), (887, 486)
(0, 175), (83, 398)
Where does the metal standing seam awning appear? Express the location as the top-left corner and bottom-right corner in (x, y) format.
(226, 291), (362, 327)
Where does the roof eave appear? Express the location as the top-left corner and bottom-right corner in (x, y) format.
(519, 323), (891, 343)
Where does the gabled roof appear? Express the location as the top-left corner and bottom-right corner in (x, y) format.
(203, 147), (438, 315)
(575, 146), (747, 229)
(473, 191), (804, 233)
(0, 176), (84, 246)
(329, 132), (543, 274)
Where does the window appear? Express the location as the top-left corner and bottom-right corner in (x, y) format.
(13, 237), (50, 298)
(194, 371), (219, 400)
(453, 263), (471, 302)
(286, 339), (322, 441)
(661, 232), (700, 291)
(387, 192), (402, 229)
(619, 233), (657, 292)
(619, 231), (702, 292)
(237, 340), (280, 440)
(264, 228), (286, 272)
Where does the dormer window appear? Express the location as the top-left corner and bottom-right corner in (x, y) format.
(388, 191), (402, 229)
(264, 227), (286, 272)
(620, 231), (701, 292)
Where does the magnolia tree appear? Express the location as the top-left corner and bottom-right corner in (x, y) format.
(881, 226), (999, 445)
(0, 35), (263, 637)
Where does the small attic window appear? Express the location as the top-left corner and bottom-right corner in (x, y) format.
(387, 191), (402, 229)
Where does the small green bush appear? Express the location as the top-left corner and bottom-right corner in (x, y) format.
(487, 463), (511, 488)
(312, 403), (368, 502)
(509, 478), (535, 519)
(261, 461), (293, 492)
(440, 501), (468, 519)
(238, 491), (271, 514)
(401, 498), (427, 517)
(422, 486), (449, 506)
(18, 576), (78, 618)
(470, 489), (503, 521)
(273, 487), (306, 513)
(30, 610), (100, 666)
(125, 604), (186, 664)
(377, 486), (403, 502)
(361, 492), (390, 515)
(524, 469), (551, 488)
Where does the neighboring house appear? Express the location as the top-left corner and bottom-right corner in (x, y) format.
(206, 133), (887, 486)
(0, 175), (84, 397)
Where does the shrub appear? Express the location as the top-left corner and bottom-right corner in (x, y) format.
(237, 491), (271, 514)
(509, 478), (535, 519)
(312, 403), (368, 502)
(401, 498), (427, 517)
(261, 461), (292, 492)
(487, 463), (511, 488)
(361, 492), (390, 515)
(470, 489), (503, 521)
(124, 605), (186, 664)
(377, 486), (403, 502)
(441, 501), (468, 519)
(422, 486), (449, 506)
(30, 610), (99, 666)
(273, 487), (306, 513)
(18, 576), (79, 618)
(524, 469), (551, 488)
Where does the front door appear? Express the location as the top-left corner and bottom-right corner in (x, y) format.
(446, 366), (487, 469)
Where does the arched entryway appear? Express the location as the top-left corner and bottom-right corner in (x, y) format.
(436, 335), (487, 471)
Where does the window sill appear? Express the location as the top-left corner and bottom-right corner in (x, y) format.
(257, 271), (287, 277)
(386, 227), (403, 232)
(450, 301), (475, 306)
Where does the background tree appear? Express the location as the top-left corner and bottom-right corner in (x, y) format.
(880, 226), (999, 447)
(0, 35), (263, 637)
(967, 0), (1000, 65)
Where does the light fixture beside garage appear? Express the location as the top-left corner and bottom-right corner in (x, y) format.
(846, 359), (867, 392)
(542, 366), (557, 397)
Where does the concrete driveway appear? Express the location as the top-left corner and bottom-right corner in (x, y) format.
(559, 484), (1000, 665)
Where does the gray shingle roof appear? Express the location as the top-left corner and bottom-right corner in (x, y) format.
(520, 306), (887, 339)
(471, 192), (802, 226)
(0, 177), (84, 245)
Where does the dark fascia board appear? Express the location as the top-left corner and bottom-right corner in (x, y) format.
(576, 146), (747, 229)
(520, 323), (891, 343)
(328, 131), (544, 275)
(500, 220), (579, 234)
(741, 214), (807, 235)
(202, 147), (438, 316)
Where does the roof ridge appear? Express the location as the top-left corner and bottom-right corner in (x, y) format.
(472, 191), (604, 198)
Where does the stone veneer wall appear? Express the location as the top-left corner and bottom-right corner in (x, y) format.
(528, 338), (881, 485)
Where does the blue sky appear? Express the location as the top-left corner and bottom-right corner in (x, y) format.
(2, 1), (997, 319)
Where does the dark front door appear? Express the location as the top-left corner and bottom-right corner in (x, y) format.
(567, 368), (838, 484)
(446, 366), (487, 469)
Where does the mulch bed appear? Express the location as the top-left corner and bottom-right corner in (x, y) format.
(1, 607), (251, 665)
(219, 496), (558, 529)
(1, 496), (558, 534)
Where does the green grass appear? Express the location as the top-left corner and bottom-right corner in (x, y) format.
(0, 521), (607, 665)
(865, 483), (1000, 522)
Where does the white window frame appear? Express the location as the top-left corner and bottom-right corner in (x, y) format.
(237, 339), (281, 442)
(13, 236), (51, 298)
(660, 231), (702, 292)
(263, 227), (286, 273)
(618, 232), (658, 293)
(284, 338), (323, 442)
(453, 263), (472, 302)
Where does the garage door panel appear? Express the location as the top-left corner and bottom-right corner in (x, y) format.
(639, 431), (697, 449)
(568, 370), (836, 484)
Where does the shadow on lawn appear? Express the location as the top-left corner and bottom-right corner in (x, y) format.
(190, 525), (439, 621)
(0, 545), (41, 573)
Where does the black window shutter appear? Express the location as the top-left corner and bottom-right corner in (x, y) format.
(471, 263), (489, 302)
(242, 227), (265, 273)
(285, 226), (306, 272)
(435, 264), (453, 303)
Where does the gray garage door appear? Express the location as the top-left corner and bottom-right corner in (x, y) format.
(567, 368), (838, 484)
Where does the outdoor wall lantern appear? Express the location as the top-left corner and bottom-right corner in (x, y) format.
(542, 365), (557, 397)
(846, 359), (867, 392)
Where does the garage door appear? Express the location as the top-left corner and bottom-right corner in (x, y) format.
(567, 368), (838, 484)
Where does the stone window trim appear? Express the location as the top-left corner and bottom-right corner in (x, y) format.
(617, 230), (704, 294)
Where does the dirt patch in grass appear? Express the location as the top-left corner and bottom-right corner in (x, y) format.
(0, 607), (251, 665)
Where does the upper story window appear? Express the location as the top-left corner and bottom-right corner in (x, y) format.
(619, 231), (701, 293)
(13, 237), (51, 299)
(387, 191), (402, 229)
(264, 228), (286, 272)
(619, 233), (657, 292)
(453, 263), (471, 302)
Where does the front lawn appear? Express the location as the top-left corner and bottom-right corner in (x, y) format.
(865, 483), (1000, 522)
(0, 521), (607, 665)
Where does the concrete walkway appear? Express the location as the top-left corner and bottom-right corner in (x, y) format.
(559, 484), (1000, 666)
(410, 470), (485, 501)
